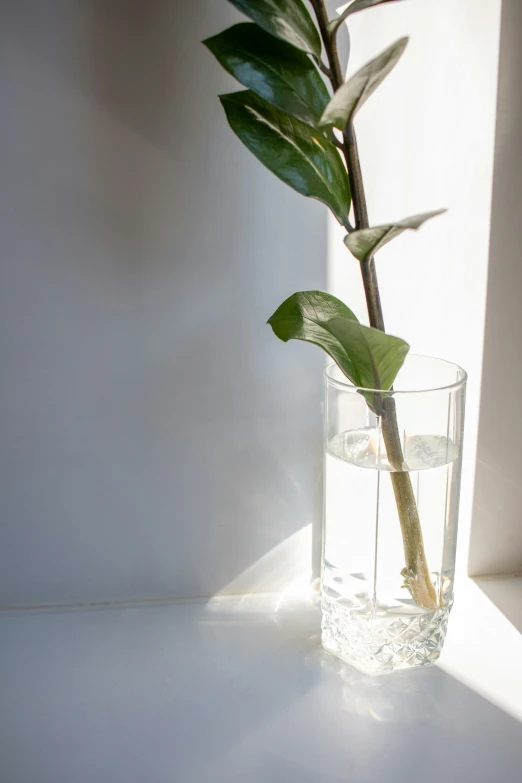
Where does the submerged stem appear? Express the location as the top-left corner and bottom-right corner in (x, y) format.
(381, 400), (438, 609)
(311, 0), (438, 611)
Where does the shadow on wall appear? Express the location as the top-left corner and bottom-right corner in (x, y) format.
(0, 0), (326, 606)
(475, 576), (522, 635)
(469, 0), (522, 578)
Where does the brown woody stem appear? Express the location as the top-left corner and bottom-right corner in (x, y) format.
(311, 0), (438, 610)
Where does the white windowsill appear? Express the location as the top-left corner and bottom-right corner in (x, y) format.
(1, 576), (521, 782)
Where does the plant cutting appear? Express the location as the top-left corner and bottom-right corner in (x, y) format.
(205, 0), (466, 673)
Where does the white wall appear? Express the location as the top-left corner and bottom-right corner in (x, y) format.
(329, 0), (502, 574)
(0, 0), (509, 608)
(0, 0), (325, 606)
(469, 0), (522, 577)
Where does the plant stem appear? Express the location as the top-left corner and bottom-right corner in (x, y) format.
(381, 400), (438, 609)
(311, 0), (438, 611)
(343, 125), (384, 330)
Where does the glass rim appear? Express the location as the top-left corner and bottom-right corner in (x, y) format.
(324, 353), (467, 395)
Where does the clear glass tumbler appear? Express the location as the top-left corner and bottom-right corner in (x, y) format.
(321, 355), (467, 674)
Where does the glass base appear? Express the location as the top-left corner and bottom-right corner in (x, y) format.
(321, 592), (452, 675)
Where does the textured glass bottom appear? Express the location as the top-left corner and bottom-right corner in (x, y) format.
(321, 592), (452, 675)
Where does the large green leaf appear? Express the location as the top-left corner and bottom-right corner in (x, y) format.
(220, 91), (351, 224)
(204, 23), (330, 127)
(267, 291), (359, 380)
(228, 0), (322, 57)
(327, 317), (409, 390)
(267, 291), (409, 393)
(344, 210), (446, 262)
(319, 38), (408, 130)
(329, 1), (405, 34)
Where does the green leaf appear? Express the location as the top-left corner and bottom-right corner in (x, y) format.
(329, 1), (405, 34)
(267, 291), (409, 394)
(267, 291), (359, 380)
(220, 91), (351, 224)
(344, 210), (446, 262)
(326, 318), (409, 391)
(204, 24), (330, 127)
(228, 0), (322, 57)
(319, 38), (408, 130)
